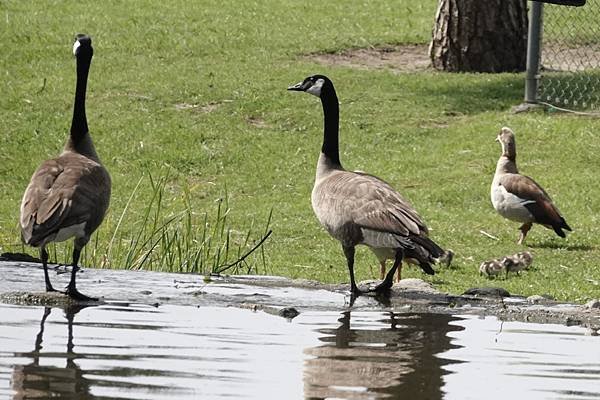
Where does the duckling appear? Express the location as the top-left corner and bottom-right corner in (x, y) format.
(479, 259), (505, 277)
(503, 256), (527, 276)
(516, 251), (533, 269)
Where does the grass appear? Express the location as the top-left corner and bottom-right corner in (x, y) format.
(1, 0), (600, 302)
(20, 168), (273, 276)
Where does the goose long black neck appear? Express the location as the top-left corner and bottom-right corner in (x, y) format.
(319, 87), (341, 166)
(66, 49), (98, 160)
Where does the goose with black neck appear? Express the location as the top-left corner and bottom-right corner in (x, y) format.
(288, 75), (449, 297)
(19, 34), (111, 301)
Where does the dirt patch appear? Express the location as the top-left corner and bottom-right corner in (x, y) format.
(309, 44), (431, 73)
(174, 101), (229, 113)
(245, 116), (270, 129)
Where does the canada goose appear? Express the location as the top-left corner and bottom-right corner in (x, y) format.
(491, 127), (571, 244)
(20, 34), (110, 301)
(288, 75), (447, 295)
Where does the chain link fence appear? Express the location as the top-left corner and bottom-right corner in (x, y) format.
(531, 0), (600, 110)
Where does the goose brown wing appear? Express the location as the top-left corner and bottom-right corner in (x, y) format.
(20, 153), (110, 245)
(345, 172), (428, 237)
(499, 173), (566, 227)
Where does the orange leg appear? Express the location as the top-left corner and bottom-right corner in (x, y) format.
(518, 222), (532, 245)
(379, 260), (386, 280)
(395, 262), (403, 283)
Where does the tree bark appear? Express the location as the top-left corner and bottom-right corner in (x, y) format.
(429, 0), (528, 72)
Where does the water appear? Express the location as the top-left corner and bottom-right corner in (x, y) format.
(0, 303), (598, 400)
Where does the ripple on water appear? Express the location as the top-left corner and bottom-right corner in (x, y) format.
(0, 304), (598, 399)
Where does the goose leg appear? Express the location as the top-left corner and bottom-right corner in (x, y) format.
(40, 247), (60, 293)
(379, 260), (386, 280)
(343, 245), (361, 294)
(65, 241), (97, 302)
(370, 249), (403, 294)
(518, 222), (532, 245)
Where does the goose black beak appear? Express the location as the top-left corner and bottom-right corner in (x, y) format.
(287, 81), (307, 91)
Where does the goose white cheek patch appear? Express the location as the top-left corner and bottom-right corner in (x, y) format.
(72, 40), (81, 56)
(306, 78), (325, 97)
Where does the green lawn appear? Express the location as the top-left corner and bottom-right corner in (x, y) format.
(1, 0), (599, 302)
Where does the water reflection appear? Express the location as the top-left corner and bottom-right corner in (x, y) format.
(0, 304), (598, 400)
(11, 305), (95, 400)
(304, 312), (464, 399)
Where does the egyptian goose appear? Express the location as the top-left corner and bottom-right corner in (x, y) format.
(288, 75), (448, 295)
(491, 127), (571, 244)
(20, 34), (111, 301)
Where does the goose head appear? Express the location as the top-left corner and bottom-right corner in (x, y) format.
(495, 126), (516, 159)
(287, 75), (333, 98)
(73, 34), (93, 59)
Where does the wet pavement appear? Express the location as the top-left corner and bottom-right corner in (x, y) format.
(1, 261), (599, 399)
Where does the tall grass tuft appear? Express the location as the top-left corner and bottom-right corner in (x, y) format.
(48, 170), (272, 275)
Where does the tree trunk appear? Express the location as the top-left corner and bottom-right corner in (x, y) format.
(429, 0), (528, 72)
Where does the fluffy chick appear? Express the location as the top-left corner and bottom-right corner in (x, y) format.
(479, 259), (505, 278)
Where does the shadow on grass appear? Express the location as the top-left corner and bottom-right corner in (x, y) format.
(528, 241), (595, 251)
(415, 73), (524, 115)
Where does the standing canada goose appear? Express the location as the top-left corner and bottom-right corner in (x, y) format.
(288, 75), (447, 295)
(491, 127), (571, 244)
(20, 34), (110, 301)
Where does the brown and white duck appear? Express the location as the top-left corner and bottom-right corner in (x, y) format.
(288, 75), (449, 296)
(491, 127), (571, 244)
(20, 35), (111, 301)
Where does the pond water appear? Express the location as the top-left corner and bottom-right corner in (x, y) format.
(0, 303), (598, 400)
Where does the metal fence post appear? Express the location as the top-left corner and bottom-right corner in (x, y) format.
(525, 1), (544, 103)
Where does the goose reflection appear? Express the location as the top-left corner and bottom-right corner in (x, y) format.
(304, 311), (464, 399)
(11, 305), (95, 400)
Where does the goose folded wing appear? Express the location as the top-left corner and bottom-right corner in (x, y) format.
(21, 158), (108, 244)
(499, 174), (563, 225)
(347, 174), (427, 237)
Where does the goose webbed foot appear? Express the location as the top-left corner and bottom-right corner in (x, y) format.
(366, 264), (397, 294)
(65, 284), (98, 302)
(45, 283), (64, 295)
(350, 283), (361, 295)
(367, 249), (403, 295)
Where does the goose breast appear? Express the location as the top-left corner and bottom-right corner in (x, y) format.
(490, 180), (535, 223)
